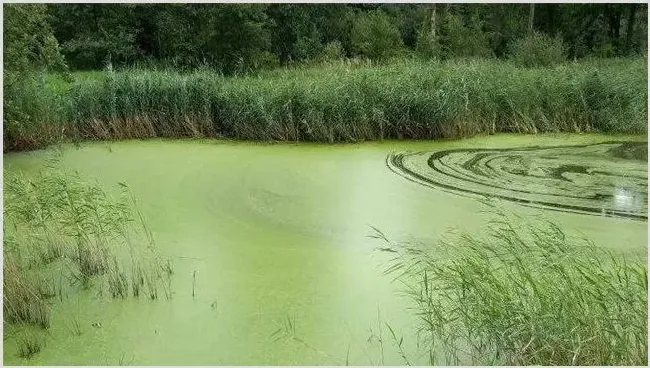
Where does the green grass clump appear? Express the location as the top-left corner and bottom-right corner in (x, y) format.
(3, 253), (50, 329)
(17, 332), (43, 359)
(4, 57), (647, 151)
(3, 168), (172, 333)
(507, 31), (567, 67)
(376, 208), (647, 365)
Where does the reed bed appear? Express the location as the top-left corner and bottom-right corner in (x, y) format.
(3, 168), (172, 331)
(374, 206), (648, 366)
(5, 57), (647, 151)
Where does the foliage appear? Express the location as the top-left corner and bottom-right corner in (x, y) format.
(156, 4), (272, 74)
(380, 3), (430, 49)
(48, 4), (141, 69)
(415, 31), (441, 60)
(3, 3), (642, 73)
(508, 31), (567, 67)
(441, 13), (493, 59)
(267, 4), (323, 63)
(48, 4), (273, 73)
(2, 76), (66, 152)
(377, 208), (647, 365)
(3, 4), (68, 152)
(3, 4), (66, 77)
(294, 29), (323, 62)
(3, 169), (172, 331)
(320, 41), (344, 61)
(3, 3), (648, 151)
(3, 57), (646, 151)
(350, 10), (404, 60)
(479, 4), (530, 58)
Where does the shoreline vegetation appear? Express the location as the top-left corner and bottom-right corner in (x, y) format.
(4, 57), (648, 152)
(3, 168), (173, 357)
(4, 3), (648, 153)
(374, 206), (648, 366)
(3, 3), (648, 365)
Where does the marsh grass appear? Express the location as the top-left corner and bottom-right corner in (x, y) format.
(3, 253), (50, 329)
(270, 311), (413, 365)
(271, 314), (342, 363)
(375, 207), (648, 365)
(17, 332), (43, 359)
(69, 317), (82, 336)
(385, 322), (411, 366)
(5, 57), (647, 151)
(3, 168), (172, 332)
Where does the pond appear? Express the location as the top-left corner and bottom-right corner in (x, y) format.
(3, 134), (647, 365)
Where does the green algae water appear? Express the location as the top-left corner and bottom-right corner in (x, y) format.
(3, 134), (647, 365)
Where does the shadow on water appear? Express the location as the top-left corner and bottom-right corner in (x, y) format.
(387, 141), (648, 221)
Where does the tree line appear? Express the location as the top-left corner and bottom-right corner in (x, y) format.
(4, 3), (649, 75)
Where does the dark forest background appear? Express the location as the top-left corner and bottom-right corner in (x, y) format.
(5, 3), (648, 75)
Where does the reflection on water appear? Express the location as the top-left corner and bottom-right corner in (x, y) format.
(612, 187), (645, 214)
(388, 142), (648, 220)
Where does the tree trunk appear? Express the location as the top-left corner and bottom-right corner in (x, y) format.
(606, 5), (622, 52)
(625, 4), (637, 53)
(529, 3), (535, 33)
(607, 6), (621, 38)
(613, 11), (621, 40)
(546, 4), (556, 35)
(430, 3), (437, 39)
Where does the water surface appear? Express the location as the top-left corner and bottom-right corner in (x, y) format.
(3, 134), (647, 365)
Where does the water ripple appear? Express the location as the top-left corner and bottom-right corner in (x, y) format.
(387, 141), (648, 220)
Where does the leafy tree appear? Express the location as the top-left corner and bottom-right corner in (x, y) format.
(508, 31), (567, 67)
(380, 4), (429, 48)
(9, 3), (649, 71)
(3, 3), (67, 151)
(480, 4), (529, 57)
(4, 4), (66, 77)
(154, 4), (273, 73)
(350, 10), (404, 60)
(294, 27), (323, 61)
(441, 12), (493, 58)
(48, 4), (141, 69)
(309, 4), (356, 56)
(48, 3), (273, 73)
(197, 4), (272, 73)
(415, 30), (441, 59)
(267, 4), (323, 63)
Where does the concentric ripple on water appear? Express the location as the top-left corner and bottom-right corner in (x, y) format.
(387, 141), (648, 220)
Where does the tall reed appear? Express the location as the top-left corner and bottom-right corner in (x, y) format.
(5, 57), (647, 151)
(3, 168), (172, 330)
(375, 207), (647, 365)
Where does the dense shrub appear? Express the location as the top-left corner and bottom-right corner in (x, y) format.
(3, 4), (68, 152)
(442, 13), (493, 59)
(507, 31), (567, 67)
(415, 31), (441, 60)
(320, 41), (345, 61)
(351, 10), (404, 60)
